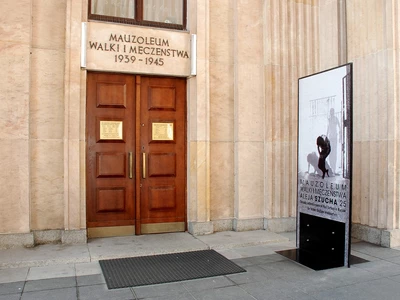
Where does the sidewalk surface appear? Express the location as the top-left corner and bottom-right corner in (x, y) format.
(1, 230), (400, 299)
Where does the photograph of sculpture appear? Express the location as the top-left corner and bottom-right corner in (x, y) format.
(297, 64), (352, 223)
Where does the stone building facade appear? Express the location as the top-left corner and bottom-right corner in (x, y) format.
(0, 0), (399, 248)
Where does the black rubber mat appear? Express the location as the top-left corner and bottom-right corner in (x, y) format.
(99, 249), (246, 289)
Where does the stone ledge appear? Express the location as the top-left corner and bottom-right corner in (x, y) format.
(352, 223), (400, 248)
(0, 233), (34, 249)
(264, 217), (296, 232)
(0, 230), (87, 248)
(233, 218), (264, 231)
(188, 221), (214, 236)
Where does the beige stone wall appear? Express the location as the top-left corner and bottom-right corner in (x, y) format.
(30, 0), (67, 230)
(0, 0), (31, 234)
(348, 0), (400, 231)
(264, 0), (320, 223)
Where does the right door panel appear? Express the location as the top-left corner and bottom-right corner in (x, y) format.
(139, 76), (186, 233)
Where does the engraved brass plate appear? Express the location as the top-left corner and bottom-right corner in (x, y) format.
(152, 122), (174, 141)
(100, 121), (123, 140)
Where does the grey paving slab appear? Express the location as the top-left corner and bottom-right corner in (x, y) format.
(132, 282), (187, 299)
(261, 241), (297, 252)
(0, 294), (21, 300)
(182, 276), (234, 293)
(229, 245), (277, 258)
(388, 274), (400, 283)
(239, 281), (311, 300)
(281, 270), (352, 294)
(88, 232), (208, 261)
(21, 287), (77, 300)
(195, 230), (288, 250)
(257, 259), (311, 278)
(75, 262), (102, 276)
(0, 244), (90, 268)
(78, 284), (135, 300)
(352, 259), (400, 277)
(26, 263), (76, 280)
(318, 265), (383, 285)
(226, 265), (273, 285)
(310, 277), (400, 300)
(278, 231), (296, 241)
(143, 292), (196, 300)
(23, 276), (76, 292)
(191, 285), (255, 300)
(0, 281), (24, 295)
(0, 267), (29, 283)
(350, 250), (380, 262)
(215, 249), (244, 259)
(243, 253), (287, 266)
(383, 254), (400, 264)
(351, 242), (400, 259)
(77, 274), (106, 286)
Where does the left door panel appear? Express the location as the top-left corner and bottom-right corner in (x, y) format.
(86, 72), (136, 229)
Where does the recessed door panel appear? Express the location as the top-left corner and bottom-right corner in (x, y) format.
(96, 152), (126, 178)
(148, 153), (176, 177)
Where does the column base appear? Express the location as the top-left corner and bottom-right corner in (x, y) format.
(352, 223), (400, 248)
(0, 229), (87, 248)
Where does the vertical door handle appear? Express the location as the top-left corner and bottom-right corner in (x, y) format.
(142, 152), (146, 179)
(129, 152), (133, 179)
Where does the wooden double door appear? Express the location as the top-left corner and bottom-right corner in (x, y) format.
(86, 72), (186, 237)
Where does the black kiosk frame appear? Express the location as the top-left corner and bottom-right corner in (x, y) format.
(278, 63), (353, 270)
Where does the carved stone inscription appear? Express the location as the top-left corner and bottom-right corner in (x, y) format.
(85, 22), (191, 76)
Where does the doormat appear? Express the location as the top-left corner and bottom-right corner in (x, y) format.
(99, 249), (246, 289)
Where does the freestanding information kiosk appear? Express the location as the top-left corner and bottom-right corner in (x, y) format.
(278, 63), (353, 270)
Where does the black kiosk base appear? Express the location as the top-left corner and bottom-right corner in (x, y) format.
(277, 213), (368, 270)
(277, 213), (345, 270)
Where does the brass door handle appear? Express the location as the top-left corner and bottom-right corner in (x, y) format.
(142, 152), (146, 179)
(129, 152), (133, 179)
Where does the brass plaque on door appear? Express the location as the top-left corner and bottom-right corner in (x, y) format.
(152, 122), (174, 141)
(100, 121), (123, 140)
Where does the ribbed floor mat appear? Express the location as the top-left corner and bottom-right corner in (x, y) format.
(99, 249), (246, 289)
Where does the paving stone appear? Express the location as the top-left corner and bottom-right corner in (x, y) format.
(77, 274), (105, 286)
(388, 274), (400, 283)
(142, 292), (195, 300)
(75, 262), (102, 276)
(0, 294), (21, 300)
(0, 267), (29, 283)
(27, 264), (75, 281)
(21, 287), (77, 300)
(23, 276), (76, 292)
(351, 242), (400, 259)
(318, 265), (382, 285)
(258, 259), (311, 278)
(0, 281), (24, 295)
(244, 253), (287, 265)
(191, 285), (255, 300)
(182, 276), (234, 293)
(232, 245), (277, 258)
(240, 281), (311, 300)
(311, 277), (400, 300)
(353, 259), (400, 277)
(225, 265), (273, 285)
(132, 282), (187, 299)
(78, 284), (135, 300)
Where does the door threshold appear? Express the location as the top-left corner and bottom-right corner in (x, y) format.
(88, 226), (135, 238)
